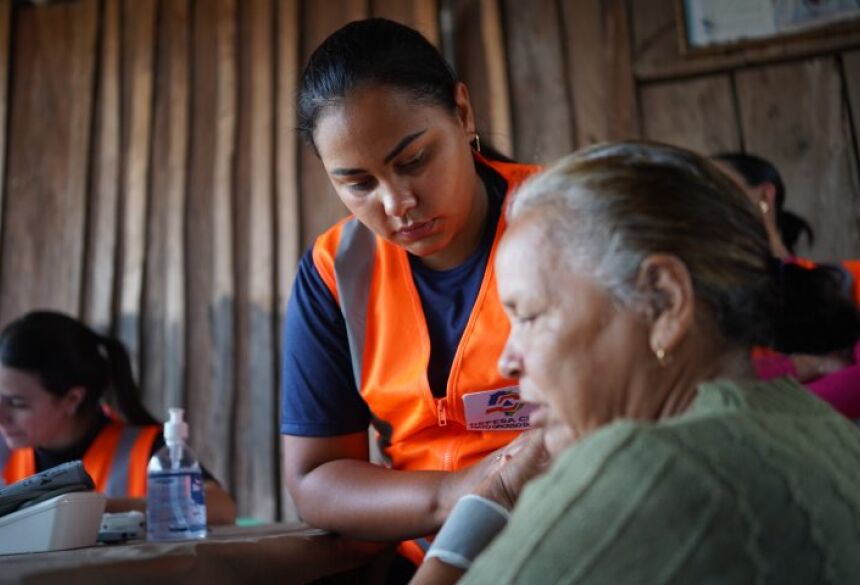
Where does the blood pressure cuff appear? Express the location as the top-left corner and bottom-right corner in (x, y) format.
(0, 460), (95, 517)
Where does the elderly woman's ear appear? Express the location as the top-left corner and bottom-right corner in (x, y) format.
(635, 254), (696, 360)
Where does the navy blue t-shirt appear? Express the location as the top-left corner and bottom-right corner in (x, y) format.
(280, 163), (508, 437)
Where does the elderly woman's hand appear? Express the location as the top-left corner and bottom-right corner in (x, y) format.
(472, 429), (554, 510)
(435, 417), (576, 525)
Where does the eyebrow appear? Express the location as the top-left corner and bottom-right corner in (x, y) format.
(384, 130), (426, 164)
(330, 129), (427, 176)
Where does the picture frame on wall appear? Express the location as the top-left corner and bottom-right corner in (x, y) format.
(676, 0), (860, 53)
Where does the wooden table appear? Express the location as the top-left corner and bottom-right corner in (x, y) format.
(0, 523), (388, 585)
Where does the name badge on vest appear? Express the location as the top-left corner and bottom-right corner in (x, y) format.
(462, 387), (536, 431)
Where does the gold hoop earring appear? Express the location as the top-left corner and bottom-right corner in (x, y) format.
(759, 200), (769, 214)
(472, 133), (481, 153)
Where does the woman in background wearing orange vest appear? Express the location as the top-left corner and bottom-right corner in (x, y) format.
(281, 18), (549, 576)
(713, 153), (860, 417)
(0, 311), (236, 524)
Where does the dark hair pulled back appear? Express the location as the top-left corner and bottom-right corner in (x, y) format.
(0, 311), (158, 425)
(770, 261), (860, 353)
(297, 18), (458, 152)
(713, 152), (815, 255)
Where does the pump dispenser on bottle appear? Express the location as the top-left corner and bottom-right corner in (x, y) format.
(146, 408), (207, 541)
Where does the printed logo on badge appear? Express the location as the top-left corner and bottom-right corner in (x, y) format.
(462, 387), (536, 431)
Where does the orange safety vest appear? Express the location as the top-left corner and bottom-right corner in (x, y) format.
(1, 420), (160, 498)
(312, 155), (540, 564)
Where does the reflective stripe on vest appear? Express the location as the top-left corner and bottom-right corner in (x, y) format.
(334, 217), (377, 390)
(104, 424), (145, 497)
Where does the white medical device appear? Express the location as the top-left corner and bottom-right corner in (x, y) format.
(0, 491), (106, 555)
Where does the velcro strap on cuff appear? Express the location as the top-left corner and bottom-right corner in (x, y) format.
(424, 494), (510, 570)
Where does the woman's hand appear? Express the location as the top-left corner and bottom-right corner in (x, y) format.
(792, 351), (854, 382)
(410, 431), (556, 585)
(472, 429), (552, 510)
(434, 429), (552, 525)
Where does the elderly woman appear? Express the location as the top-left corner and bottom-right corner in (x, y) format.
(411, 142), (860, 584)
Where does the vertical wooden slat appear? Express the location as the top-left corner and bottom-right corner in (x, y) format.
(629, 0), (679, 81)
(561, 0), (638, 146)
(83, 0), (121, 330)
(298, 0), (368, 250)
(116, 0), (157, 376)
(560, 0), (606, 147)
(844, 50), (860, 166)
(449, 0), (493, 148)
(479, 0), (512, 157)
(186, 0), (237, 486)
(640, 75), (741, 155)
(412, 0), (439, 47)
(502, 0), (573, 163)
(605, 0), (638, 140)
(0, 1), (98, 325)
(371, 0), (413, 23)
(371, 0), (439, 47)
(276, 0), (300, 522)
(0, 0), (10, 274)
(234, 0), (276, 522)
(448, 0), (512, 156)
(737, 59), (860, 262)
(276, 0), (301, 307)
(143, 0), (189, 418)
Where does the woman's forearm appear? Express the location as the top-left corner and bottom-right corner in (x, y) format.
(284, 429), (549, 541)
(410, 558), (465, 585)
(291, 458), (478, 541)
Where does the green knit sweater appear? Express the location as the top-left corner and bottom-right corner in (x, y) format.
(462, 378), (860, 584)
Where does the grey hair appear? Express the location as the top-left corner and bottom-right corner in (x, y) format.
(507, 141), (775, 346)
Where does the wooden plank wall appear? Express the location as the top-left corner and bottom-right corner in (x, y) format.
(0, 0), (857, 520)
(1, 0), (97, 321)
(0, 0), (9, 260)
(634, 0), (860, 262)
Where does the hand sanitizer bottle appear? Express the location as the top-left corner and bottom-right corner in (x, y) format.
(146, 408), (207, 541)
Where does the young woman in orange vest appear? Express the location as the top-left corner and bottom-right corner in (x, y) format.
(713, 153), (860, 417)
(281, 18), (549, 571)
(0, 311), (237, 524)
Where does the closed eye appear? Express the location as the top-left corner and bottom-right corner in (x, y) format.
(396, 151), (426, 174)
(0, 397), (28, 409)
(515, 314), (537, 325)
(347, 177), (377, 193)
